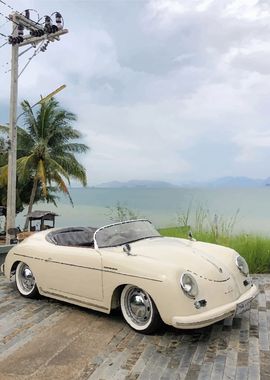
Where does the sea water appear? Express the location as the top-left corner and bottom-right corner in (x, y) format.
(15, 187), (270, 235)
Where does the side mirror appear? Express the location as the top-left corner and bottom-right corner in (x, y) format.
(123, 243), (131, 255)
(188, 230), (196, 242)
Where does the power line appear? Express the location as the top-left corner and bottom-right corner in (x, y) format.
(18, 42), (43, 77)
(0, 18), (9, 29)
(1, 45), (34, 74)
(0, 10), (21, 28)
(0, 0), (18, 13)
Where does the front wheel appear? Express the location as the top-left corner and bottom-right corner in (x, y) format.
(15, 262), (39, 298)
(120, 285), (162, 334)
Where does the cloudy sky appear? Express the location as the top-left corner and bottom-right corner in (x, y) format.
(1, 0), (270, 185)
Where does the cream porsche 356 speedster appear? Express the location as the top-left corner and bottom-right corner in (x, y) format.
(1, 219), (258, 333)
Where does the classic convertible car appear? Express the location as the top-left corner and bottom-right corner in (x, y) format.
(1, 219), (258, 333)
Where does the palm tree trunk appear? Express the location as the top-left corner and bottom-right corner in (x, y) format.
(24, 176), (38, 231)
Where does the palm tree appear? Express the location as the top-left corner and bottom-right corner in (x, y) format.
(0, 98), (89, 230)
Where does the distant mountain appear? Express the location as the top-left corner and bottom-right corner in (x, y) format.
(94, 177), (270, 188)
(96, 180), (178, 188)
(205, 176), (265, 188)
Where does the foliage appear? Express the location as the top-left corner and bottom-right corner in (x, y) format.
(176, 204), (239, 238)
(159, 227), (270, 274)
(160, 204), (270, 273)
(106, 202), (141, 222)
(0, 98), (89, 219)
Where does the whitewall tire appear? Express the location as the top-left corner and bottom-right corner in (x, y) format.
(15, 262), (39, 298)
(120, 285), (161, 334)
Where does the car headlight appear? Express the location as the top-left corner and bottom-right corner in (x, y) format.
(180, 272), (198, 298)
(236, 255), (249, 276)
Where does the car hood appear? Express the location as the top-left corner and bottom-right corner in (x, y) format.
(129, 237), (233, 281)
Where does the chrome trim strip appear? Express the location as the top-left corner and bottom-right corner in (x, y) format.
(187, 269), (230, 283)
(40, 287), (109, 311)
(13, 253), (162, 282)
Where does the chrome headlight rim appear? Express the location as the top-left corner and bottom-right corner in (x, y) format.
(236, 255), (249, 276)
(180, 272), (199, 299)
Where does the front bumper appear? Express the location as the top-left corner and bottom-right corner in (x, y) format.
(172, 284), (258, 329)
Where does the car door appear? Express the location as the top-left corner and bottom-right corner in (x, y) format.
(41, 246), (103, 301)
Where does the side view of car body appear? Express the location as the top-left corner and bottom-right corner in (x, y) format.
(1, 220), (258, 333)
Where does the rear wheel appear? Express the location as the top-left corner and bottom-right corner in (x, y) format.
(15, 262), (39, 298)
(120, 285), (162, 334)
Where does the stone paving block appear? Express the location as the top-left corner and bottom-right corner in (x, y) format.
(260, 351), (270, 379)
(197, 362), (213, 380)
(235, 366), (248, 380)
(192, 341), (208, 366)
(259, 310), (269, 351)
(159, 367), (179, 380)
(1, 274), (270, 380)
(248, 364), (260, 380)
(210, 354), (226, 380)
(248, 336), (259, 368)
(94, 348), (130, 379)
(222, 330), (239, 380)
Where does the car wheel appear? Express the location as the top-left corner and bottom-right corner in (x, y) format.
(120, 285), (162, 334)
(15, 262), (39, 298)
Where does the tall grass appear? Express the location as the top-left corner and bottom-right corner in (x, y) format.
(159, 227), (270, 272)
(106, 203), (270, 273)
(160, 206), (270, 274)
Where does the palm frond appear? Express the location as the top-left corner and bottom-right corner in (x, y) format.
(0, 164), (8, 185)
(50, 171), (74, 206)
(17, 154), (36, 180)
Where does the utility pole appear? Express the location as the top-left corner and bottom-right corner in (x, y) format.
(5, 11), (68, 244)
(6, 13), (18, 245)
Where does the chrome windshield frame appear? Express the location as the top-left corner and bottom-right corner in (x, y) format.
(93, 219), (157, 249)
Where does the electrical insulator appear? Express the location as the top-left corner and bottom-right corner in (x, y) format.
(55, 12), (63, 30)
(18, 24), (24, 38)
(44, 15), (51, 33)
(8, 35), (24, 45)
(44, 15), (58, 34)
(51, 25), (58, 33)
(41, 41), (49, 52)
(30, 29), (44, 37)
(25, 9), (30, 19)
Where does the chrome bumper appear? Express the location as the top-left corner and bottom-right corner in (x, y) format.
(172, 284), (258, 329)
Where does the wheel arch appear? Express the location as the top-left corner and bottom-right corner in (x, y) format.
(109, 281), (162, 314)
(110, 284), (126, 310)
(9, 260), (21, 278)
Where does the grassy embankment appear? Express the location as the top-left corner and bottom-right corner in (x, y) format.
(159, 207), (270, 274)
(109, 202), (270, 273)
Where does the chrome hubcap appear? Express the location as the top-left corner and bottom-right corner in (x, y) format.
(19, 264), (35, 292)
(125, 288), (152, 325)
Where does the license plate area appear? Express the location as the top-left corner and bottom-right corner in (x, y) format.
(236, 298), (252, 315)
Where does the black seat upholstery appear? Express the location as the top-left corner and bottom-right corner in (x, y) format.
(47, 227), (97, 247)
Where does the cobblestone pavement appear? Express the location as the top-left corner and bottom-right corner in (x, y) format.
(0, 274), (269, 380)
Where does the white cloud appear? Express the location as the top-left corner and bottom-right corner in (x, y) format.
(1, 0), (270, 184)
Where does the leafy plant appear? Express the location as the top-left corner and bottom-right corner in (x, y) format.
(106, 202), (141, 222)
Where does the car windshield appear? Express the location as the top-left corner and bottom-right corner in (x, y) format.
(95, 220), (160, 248)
